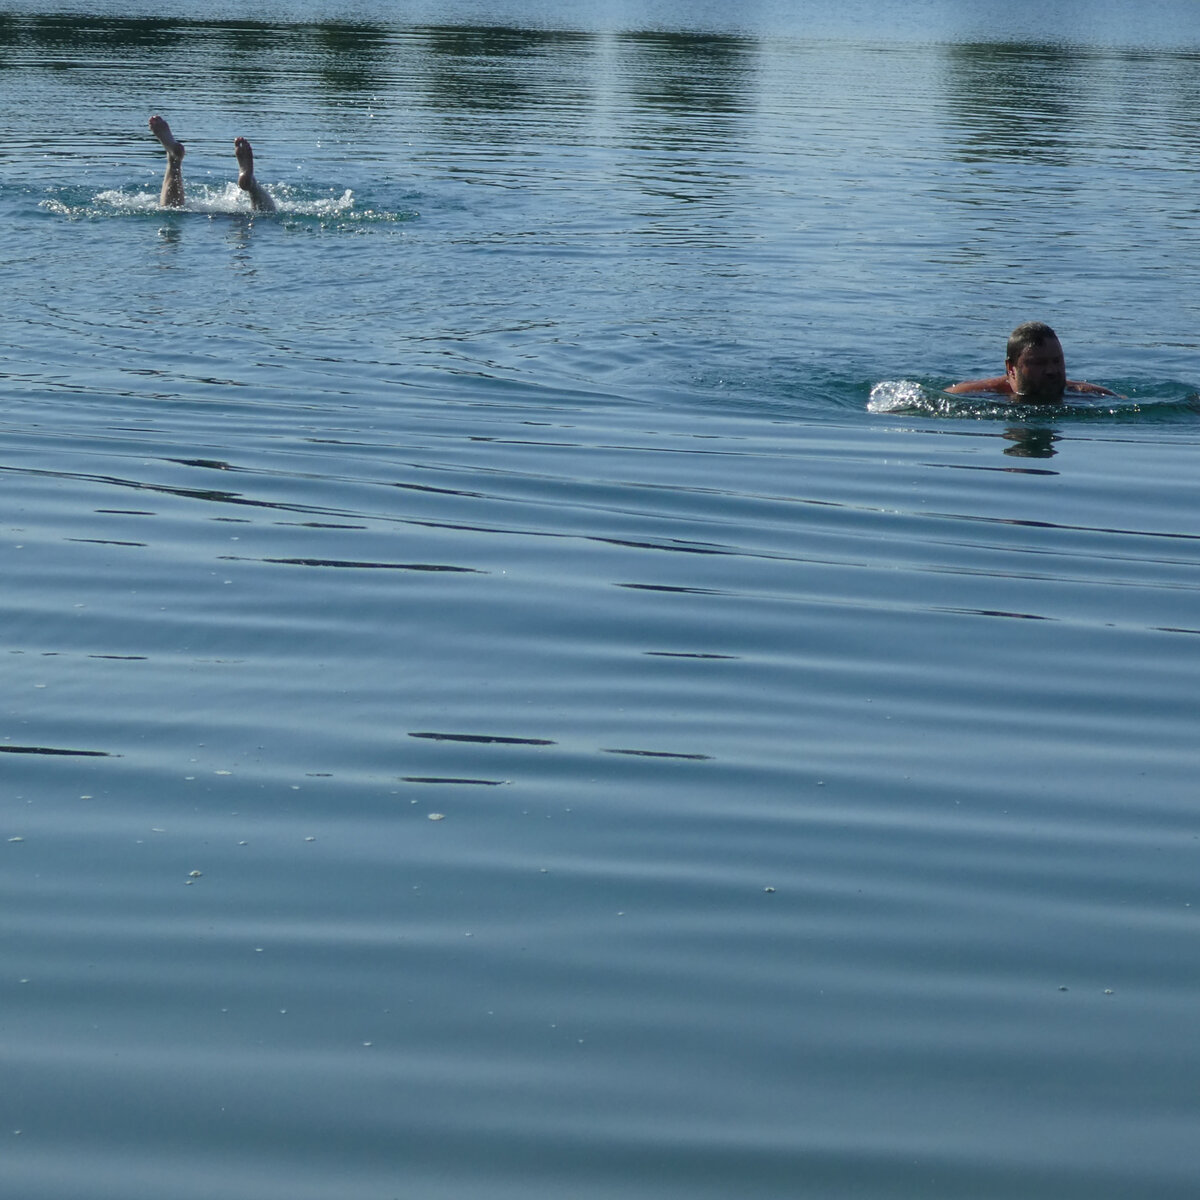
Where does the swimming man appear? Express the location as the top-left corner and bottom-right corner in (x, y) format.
(948, 321), (1115, 404)
(149, 114), (276, 212)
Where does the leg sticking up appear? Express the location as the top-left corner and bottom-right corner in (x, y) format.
(149, 114), (185, 207)
(234, 137), (276, 212)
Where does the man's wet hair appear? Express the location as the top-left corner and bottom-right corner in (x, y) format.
(1006, 321), (1058, 366)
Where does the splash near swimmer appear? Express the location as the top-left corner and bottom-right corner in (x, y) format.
(149, 114), (275, 212)
(869, 322), (1137, 416)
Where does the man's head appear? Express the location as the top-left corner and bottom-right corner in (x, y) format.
(1005, 321), (1066, 403)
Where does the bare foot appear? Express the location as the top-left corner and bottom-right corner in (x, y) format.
(234, 137), (276, 212)
(233, 136), (255, 182)
(149, 114), (184, 160)
(149, 114), (185, 207)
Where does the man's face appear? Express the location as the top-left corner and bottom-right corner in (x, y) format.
(1006, 337), (1067, 403)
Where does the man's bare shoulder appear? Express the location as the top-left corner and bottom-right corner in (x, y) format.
(945, 376), (1119, 399)
(945, 376), (1011, 395)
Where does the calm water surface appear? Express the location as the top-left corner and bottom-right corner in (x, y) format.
(2, 3), (1199, 1197)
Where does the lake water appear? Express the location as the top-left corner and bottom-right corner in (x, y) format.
(3, 2), (1200, 1197)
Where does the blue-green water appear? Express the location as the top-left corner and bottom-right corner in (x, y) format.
(3, 4), (1200, 1198)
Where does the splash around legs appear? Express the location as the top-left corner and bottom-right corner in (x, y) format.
(148, 116), (275, 212)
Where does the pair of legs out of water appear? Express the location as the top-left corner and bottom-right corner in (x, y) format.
(149, 115), (275, 212)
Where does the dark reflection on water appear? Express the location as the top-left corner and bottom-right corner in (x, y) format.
(1003, 426), (1059, 457)
(0, 744), (111, 756)
(311, 21), (392, 93)
(0, 13), (759, 119)
(400, 774), (508, 784)
(601, 746), (713, 759)
(942, 42), (1086, 165)
(251, 557), (485, 570)
(408, 731), (557, 745)
(623, 30), (758, 117)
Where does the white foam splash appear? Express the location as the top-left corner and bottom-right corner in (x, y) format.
(866, 379), (1176, 420)
(42, 184), (364, 220)
(867, 379), (932, 413)
(279, 188), (356, 217)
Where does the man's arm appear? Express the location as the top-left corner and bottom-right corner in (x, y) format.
(1066, 380), (1118, 396)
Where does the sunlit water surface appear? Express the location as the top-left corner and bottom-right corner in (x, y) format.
(2, 3), (1200, 1198)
